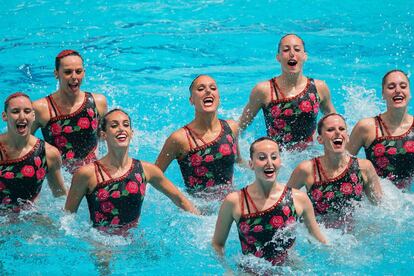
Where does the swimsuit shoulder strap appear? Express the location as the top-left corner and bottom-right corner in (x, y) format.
(94, 161), (112, 183)
(46, 95), (62, 117)
(183, 126), (198, 150)
(270, 77), (282, 101)
(376, 115), (389, 137)
(0, 142), (7, 161)
(313, 157), (324, 183)
(243, 187), (259, 213)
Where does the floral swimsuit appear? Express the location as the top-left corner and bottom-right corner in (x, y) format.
(0, 139), (48, 210)
(237, 186), (298, 266)
(307, 156), (364, 229)
(262, 78), (320, 150)
(41, 92), (99, 173)
(177, 119), (237, 198)
(364, 115), (414, 190)
(86, 159), (146, 231)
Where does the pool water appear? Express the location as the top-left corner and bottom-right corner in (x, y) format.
(0, 0), (413, 274)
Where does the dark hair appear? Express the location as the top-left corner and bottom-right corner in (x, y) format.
(98, 108), (132, 135)
(317, 113), (347, 135)
(4, 92), (31, 112)
(249, 136), (279, 158)
(381, 69), (410, 88)
(277, 33), (306, 53)
(55, 49), (83, 70)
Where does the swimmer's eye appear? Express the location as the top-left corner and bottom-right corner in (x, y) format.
(339, 127), (346, 131)
(387, 83), (396, 89)
(271, 154), (278, 160)
(400, 83), (408, 89)
(75, 69), (84, 74)
(210, 85), (217, 90)
(122, 121), (130, 128)
(110, 123), (119, 128)
(24, 108), (33, 114)
(10, 109), (20, 114)
(294, 47), (302, 52)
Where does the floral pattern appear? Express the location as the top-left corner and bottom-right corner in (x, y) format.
(178, 120), (236, 194)
(308, 157), (363, 227)
(237, 186), (298, 266)
(0, 139), (48, 209)
(263, 78), (319, 150)
(41, 92), (99, 171)
(364, 116), (414, 190)
(86, 159), (146, 228)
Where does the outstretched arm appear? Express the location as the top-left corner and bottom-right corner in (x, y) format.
(359, 159), (382, 204)
(143, 162), (199, 214)
(238, 82), (267, 131)
(212, 193), (237, 256)
(294, 190), (327, 244)
(45, 143), (67, 197)
(315, 80), (335, 114)
(65, 166), (92, 212)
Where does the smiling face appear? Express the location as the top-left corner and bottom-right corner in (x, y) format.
(276, 34), (307, 75)
(317, 115), (348, 153)
(2, 95), (35, 136)
(249, 139), (281, 183)
(54, 55), (85, 95)
(189, 75), (220, 113)
(100, 110), (133, 149)
(382, 71), (411, 109)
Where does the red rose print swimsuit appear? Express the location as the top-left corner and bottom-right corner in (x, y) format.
(41, 92), (99, 173)
(177, 119), (237, 199)
(0, 139), (48, 210)
(307, 156), (364, 229)
(262, 78), (320, 150)
(364, 115), (414, 190)
(237, 186), (298, 266)
(86, 159), (146, 232)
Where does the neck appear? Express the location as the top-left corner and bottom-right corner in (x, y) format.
(279, 72), (304, 87)
(5, 132), (31, 150)
(321, 152), (349, 170)
(193, 112), (219, 131)
(255, 178), (278, 198)
(382, 108), (409, 126)
(57, 89), (83, 106)
(104, 147), (130, 169)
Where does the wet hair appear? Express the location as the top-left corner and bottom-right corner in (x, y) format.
(188, 74), (210, 93)
(317, 113), (347, 135)
(277, 33), (306, 53)
(55, 49), (83, 71)
(249, 136), (279, 158)
(98, 108), (132, 135)
(381, 69), (410, 88)
(4, 92), (31, 112)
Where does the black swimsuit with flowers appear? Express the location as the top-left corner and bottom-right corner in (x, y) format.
(41, 92), (99, 173)
(307, 156), (364, 228)
(177, 119), (237, 198)
(364, 115), (414, 190)
(86, 159), (146, 230)
(237, 186), (298, 266)
(0, 139), (48, 209)
(262, 78), (320, 150)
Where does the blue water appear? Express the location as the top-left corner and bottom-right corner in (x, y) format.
(0, 0), (413, 274)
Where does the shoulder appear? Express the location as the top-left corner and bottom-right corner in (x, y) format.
(252, 80), (270, 95)
(291, 187), (310, 203)
(141, 160), (162, 179)
(44, 141), (61, 159)
(222, 190), (240, 207)
(90, 93), (108, 116)
(166, 127), (188, 148)
(313, 79), (328, 90)
(32, 96), (49, 113)
(356, 157), (375, 171)
(73, 162), (95, 182)
(295, 159), (314, 174)
(225, 119), (239, 135)
(353, 117), (376, 132)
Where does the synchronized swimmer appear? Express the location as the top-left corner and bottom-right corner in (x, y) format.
(1, 32), (413, 269)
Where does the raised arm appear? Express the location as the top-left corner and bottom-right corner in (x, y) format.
(212, 192), (238, 256)
(287, 160), (313, 190)
(315, 80), (335, 114)
(65, 165), (92, 212)
(293, 190), (327, 244)
(45, 143), (67, 197)
(238, 82), (268, 131)
(359, 158), (383, 204)
(143, 162), (199, 214)
(347, 118), (373, 156)
(155, 131), (183, 172)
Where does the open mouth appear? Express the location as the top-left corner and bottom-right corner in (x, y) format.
(16, 122), (28, 133)
(332, 138), (344, 148)
(203, 96), (214, 107)
(392, 95), (405, 103)
(263, 167), (275, 177)
(68, 83), (79, 91)
(116, 133), (127, 142)
(287, 59), (297, 66)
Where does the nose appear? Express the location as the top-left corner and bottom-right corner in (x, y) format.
(289, 49), (295, 57)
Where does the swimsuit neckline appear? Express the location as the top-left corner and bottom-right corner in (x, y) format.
(48, 92), (90, 122)
(0, 138), (41, 165)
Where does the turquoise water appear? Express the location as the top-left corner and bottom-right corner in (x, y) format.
(1, 1), (413, 274)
